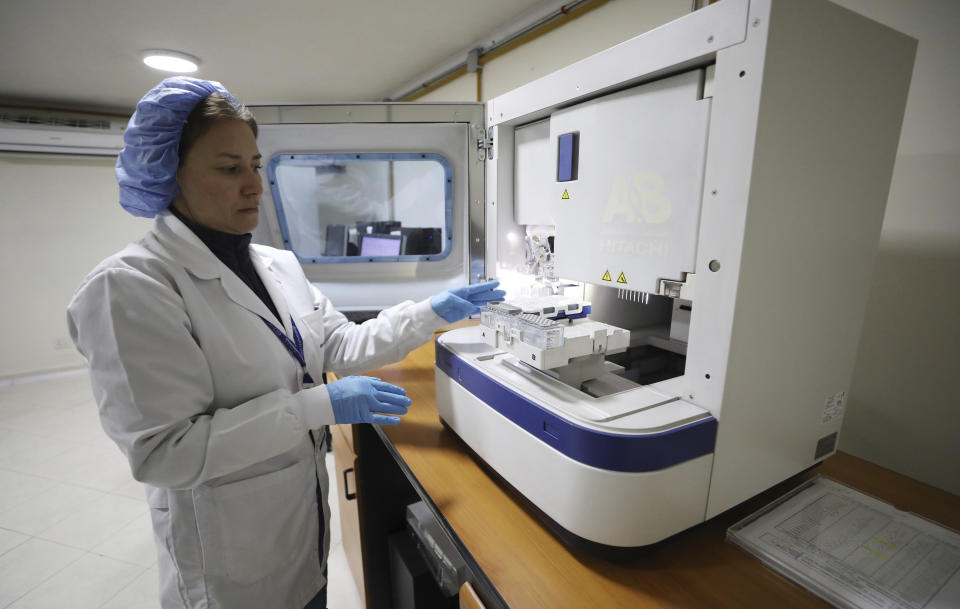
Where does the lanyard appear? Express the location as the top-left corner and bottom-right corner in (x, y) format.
(260, 315), (315, 384)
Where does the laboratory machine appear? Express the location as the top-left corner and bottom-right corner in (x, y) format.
(250, 0), (916, 555)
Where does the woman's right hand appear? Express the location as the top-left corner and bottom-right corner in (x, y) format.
(327, 376), (411, 425)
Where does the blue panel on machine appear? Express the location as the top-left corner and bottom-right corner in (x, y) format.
(557, 132), (577, 182)
(435, 339), (717, 473)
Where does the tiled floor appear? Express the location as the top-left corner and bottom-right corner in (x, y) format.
(0, 371), (363, 609)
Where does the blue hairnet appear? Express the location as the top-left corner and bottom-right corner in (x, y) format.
(116, 77), (236, 218)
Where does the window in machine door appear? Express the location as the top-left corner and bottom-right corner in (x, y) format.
(267, 152), (452, 263)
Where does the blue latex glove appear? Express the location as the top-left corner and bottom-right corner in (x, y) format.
(430, 280), (506, 323)
(328, 376), (411, 425)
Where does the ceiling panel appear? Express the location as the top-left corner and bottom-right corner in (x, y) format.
(0, 0), (554, 114)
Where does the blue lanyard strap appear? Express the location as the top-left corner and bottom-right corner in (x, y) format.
(260, 315), (315, 384)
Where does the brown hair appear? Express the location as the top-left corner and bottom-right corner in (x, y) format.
(177, 93), (258, 166)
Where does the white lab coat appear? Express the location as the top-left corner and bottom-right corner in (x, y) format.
(67, 211), (444, 609)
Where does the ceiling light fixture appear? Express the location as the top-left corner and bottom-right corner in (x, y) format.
(141, 50), (200, 73)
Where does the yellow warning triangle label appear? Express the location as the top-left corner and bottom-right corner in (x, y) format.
(602, 270), (612, 282)
(561, 189), (570, 200)
(616, 272), (628, 284)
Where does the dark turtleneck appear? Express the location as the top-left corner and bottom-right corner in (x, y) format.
(170, 205), (281, 323)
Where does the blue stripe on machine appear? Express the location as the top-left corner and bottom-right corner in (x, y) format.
(435, 339), (716, 473)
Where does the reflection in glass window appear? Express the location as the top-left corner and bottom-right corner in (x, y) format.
(267, 153), (452, 263)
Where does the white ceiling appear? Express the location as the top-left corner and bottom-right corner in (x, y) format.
(0, 0), (557, 115)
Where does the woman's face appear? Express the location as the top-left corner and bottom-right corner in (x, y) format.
(173, 119), (263, 235)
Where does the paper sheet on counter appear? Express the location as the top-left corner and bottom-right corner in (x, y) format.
(727, 476), (960, 609)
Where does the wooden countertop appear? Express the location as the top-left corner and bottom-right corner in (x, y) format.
(364, 335), (960, 609)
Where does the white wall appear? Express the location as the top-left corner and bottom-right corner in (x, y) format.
(481, 0), (689, 101)
(829, 0), (960, 495)
(0, 153), (149, 378)
(417, 0), (690, 103)
(421, 0), (960, 494)
(416, 72), (477, 103)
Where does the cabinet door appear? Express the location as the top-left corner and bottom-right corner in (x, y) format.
(333, 423), (365, 606)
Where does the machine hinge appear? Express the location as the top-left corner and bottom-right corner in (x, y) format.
(476, 126), (494, 161)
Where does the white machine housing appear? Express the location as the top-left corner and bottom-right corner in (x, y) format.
(434, 0), (916, 551)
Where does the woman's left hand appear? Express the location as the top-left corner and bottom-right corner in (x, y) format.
(430, 280), (505, 323)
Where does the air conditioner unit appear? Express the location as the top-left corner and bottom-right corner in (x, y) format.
(0, 108), (126, 156)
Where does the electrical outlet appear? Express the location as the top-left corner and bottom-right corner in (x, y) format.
(54, 338), (72, 351)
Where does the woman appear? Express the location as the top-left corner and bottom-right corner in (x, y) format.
(67, 77), (503, 609)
